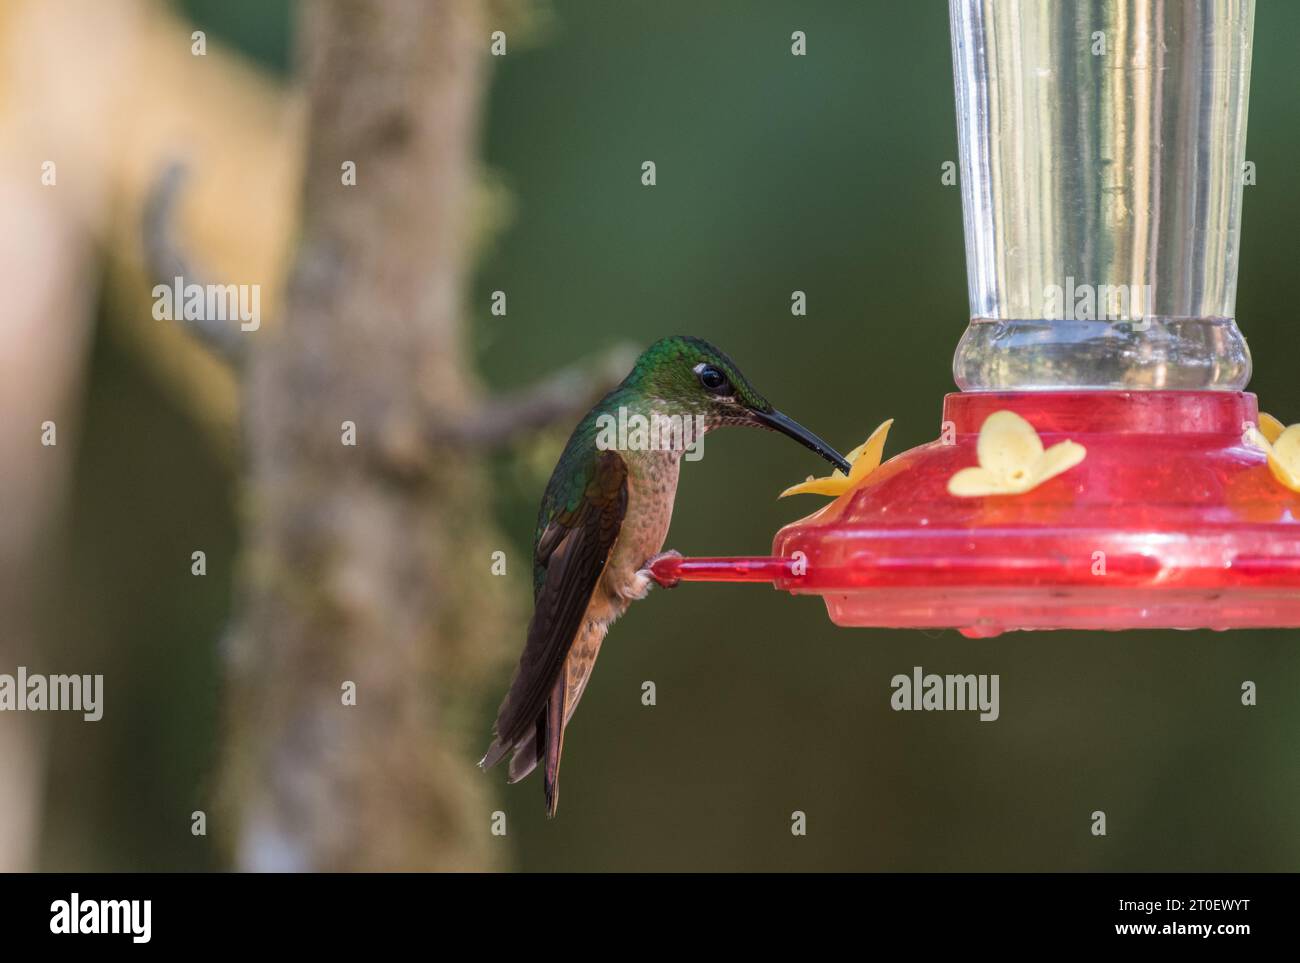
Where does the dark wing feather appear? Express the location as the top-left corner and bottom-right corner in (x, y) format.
(481, 450), (627, 768)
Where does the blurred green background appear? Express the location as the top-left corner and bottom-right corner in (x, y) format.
(41, 0), (1300, 870)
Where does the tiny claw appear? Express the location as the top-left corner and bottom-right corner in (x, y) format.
(643, 550), (684, 589)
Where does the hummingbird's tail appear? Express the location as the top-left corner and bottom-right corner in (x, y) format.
(542, 661), (569, 818)
(478, 734), (513, 772)
(481, 616), (612, 818)
(485, 665), (569, 814)
(505, 723), (543, 782)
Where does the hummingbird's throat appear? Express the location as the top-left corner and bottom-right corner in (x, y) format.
(594, 405), (708, 462)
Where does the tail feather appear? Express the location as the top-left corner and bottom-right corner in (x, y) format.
(478, 738), (509, 772)
(505, 718), (544, 783)
(543, 661), (569, 818)
(507, 739), (540, 783)
(482, 617), (609, 813)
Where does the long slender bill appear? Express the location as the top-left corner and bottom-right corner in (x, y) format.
(755, 409), (852, 474)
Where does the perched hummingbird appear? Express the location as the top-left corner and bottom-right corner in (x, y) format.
(480, 335), (850, 816)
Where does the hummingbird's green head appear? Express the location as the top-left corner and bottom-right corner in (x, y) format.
(621, 335), (851, 473)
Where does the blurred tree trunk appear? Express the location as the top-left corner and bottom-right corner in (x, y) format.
(0, 182), (98, 870)
(223, 0), (511, 870)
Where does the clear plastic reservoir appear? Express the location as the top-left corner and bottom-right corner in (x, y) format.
(949, 0), (1255, 390)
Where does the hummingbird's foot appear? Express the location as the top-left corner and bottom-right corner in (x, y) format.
(640, 550), (684, 590)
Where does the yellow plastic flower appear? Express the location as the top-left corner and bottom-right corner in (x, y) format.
(947, 410), (1086, 497)
(779, 419), (893, 498)
(1258, 412), (1285, 444)
(1247, 420), (1300, 493)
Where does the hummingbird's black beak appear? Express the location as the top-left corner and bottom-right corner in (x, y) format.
(753, 409), (852, 474)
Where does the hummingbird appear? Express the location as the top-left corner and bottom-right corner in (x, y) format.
(479, 335), (850, 816)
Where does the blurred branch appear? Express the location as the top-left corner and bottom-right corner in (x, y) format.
(432, 343), (636, 450)
(142, 162), (248, 368)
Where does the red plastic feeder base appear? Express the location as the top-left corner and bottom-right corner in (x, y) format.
(651, 391), (1300, 636)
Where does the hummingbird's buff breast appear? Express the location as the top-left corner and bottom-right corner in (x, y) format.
(561, 450), (681, 716)
(604, 450), (681, 602)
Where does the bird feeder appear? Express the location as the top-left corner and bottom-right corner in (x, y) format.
(651, 0), (1300, 636)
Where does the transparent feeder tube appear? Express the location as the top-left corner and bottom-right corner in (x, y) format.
(949, 0), (1254, 391)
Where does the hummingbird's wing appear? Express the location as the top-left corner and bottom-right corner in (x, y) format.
(480, 450), (628, 794)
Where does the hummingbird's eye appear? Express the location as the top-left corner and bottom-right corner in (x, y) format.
(696, 364), (731, 395)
